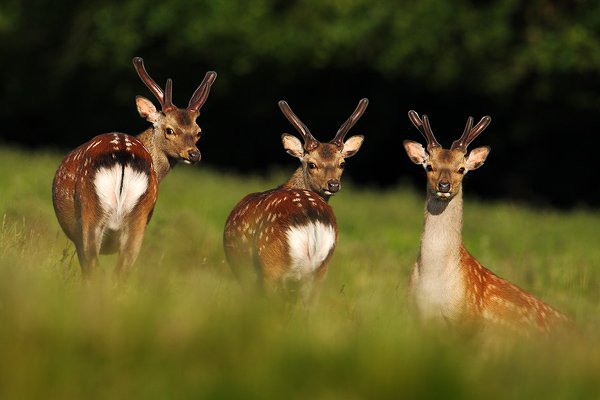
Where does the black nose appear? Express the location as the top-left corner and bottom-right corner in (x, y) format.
(188, 150), (201, 162)
(438, 181), (451, 193)
(327, 180), (340, 193)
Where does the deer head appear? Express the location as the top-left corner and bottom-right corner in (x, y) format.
(403, 110), (491, 200)
(133, 57), (217, 164)
(279, 99), (367, 197)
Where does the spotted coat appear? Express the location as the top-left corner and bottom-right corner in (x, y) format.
(224, 187), (337, 298)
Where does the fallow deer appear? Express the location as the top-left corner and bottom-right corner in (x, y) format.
(403, 110), (570, 334)
(52, 57), (217, 278)
(223, 99), (368, 304)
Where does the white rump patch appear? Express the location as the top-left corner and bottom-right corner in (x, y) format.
(94, 165), (149, 230)
(286, 222), (336, 279)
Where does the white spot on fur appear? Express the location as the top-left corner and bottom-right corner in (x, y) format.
(285, 222), (336, 280)
(94, 165), (149, 230)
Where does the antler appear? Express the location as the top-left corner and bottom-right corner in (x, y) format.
(451, 115), (492, 152)
(188, 71), (218, 112)
(408, 110), (441, 149)
(133, 57), (176, 112)
(278, 100), (320, 151)
(331, 98), (369, 148)
(133, 57), (217, 113)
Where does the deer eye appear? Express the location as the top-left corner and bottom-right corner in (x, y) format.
(165, 128), (175, 135)
(458, 167), (465, 174)
(426, 165), (433, 172)
(308, 162), (317, 170)
(339, 162), (346, 170)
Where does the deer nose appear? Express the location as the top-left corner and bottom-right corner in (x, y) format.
(438, 181), (451, 193)
(187, 149), (201, 163)
(327, 180), (340, 193)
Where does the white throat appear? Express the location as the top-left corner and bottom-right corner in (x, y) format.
(412, 186), (466, 320)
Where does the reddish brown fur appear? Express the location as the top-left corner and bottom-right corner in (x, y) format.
(459, 247), (569, 333)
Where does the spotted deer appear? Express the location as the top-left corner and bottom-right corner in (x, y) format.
(223, 99), (368, 303)
(52, 57), (217, 278)
(403, 110), (570, 334)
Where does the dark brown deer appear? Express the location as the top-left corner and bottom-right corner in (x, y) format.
(403, 110), (570, 334)
(52, 57), (216, 278)
(224, 99), (368, 304)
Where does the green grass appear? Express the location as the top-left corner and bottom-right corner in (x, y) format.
(1, 144), (600, 399)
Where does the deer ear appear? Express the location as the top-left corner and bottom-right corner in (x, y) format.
(341, 135), (364, 158)
(465, 146), (490, 170)
(136, 96), (160, 123)
(403, 140), (428, 165)
(282, 133), (304, 158)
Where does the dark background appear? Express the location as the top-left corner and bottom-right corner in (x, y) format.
(2, 0), (599, 208)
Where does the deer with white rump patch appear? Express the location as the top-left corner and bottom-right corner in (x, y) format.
(403, 110), (570, 334)
(52, 57), (216, 278)
(224, 99), (368, 303)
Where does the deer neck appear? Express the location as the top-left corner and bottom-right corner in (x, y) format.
(419, 186), (464, 272)
(281, 167), (330, 202)
(136, 128), (175, 182)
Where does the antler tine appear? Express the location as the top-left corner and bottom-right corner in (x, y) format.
(451, 116), (474, 150)
(331, 98), (369, 148)
(132, 57), (165, 107)
(188, 71), (218, 112)
(163, 78), (175, 112)
(451, 116), (491, 151)
(408, 110), (440, 149)
(468, 116), (492, 143)
(278, 100), (320, 151)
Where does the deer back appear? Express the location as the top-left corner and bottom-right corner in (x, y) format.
(459, 247), (571, 333)
(224, 188), (337, 282)
(52, 133), (158, 244)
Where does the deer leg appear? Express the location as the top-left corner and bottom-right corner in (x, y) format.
(79, 225), (101, 279)
(225, 243), (265, 294)
(74, 244), (91, 279)
(299, 262), (330, 308)
(114, 216), (147, 279)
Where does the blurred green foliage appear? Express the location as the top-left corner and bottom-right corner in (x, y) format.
(2, 0), (600, 99)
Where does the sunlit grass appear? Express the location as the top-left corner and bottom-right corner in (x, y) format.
(1, 145), (600, 399)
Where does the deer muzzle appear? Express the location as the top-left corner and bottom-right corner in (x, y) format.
(182, 148), (201, 164)
(433, 180), (452, 199)
(326, 179), (340, 194)
(437, 181), (450, 193)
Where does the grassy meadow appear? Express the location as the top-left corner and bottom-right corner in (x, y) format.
(1, 145), (600, 399)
